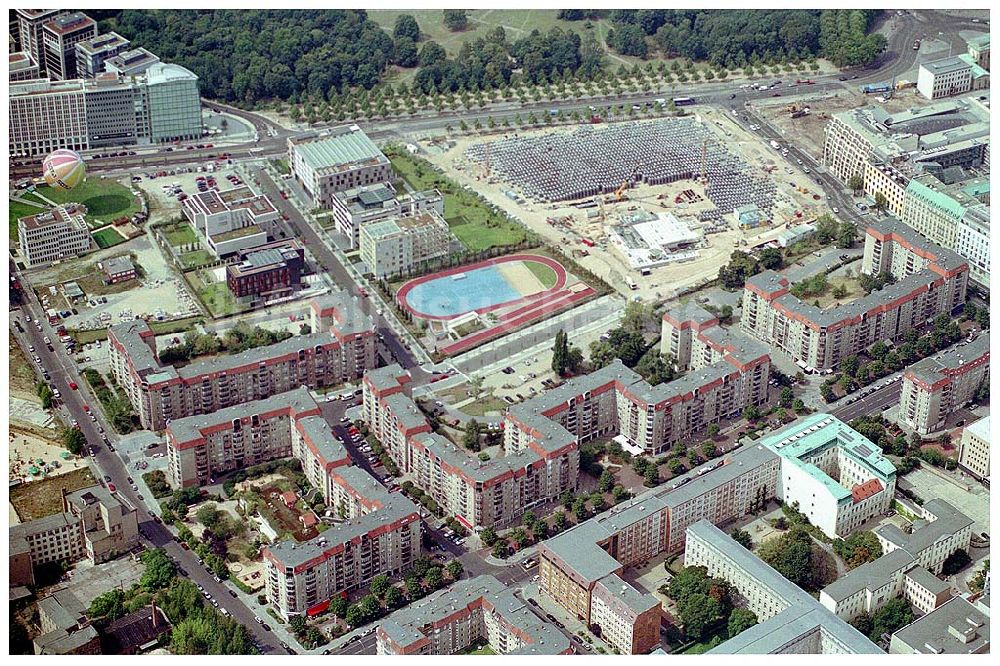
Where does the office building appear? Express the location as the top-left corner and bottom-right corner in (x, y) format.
(226, 239), (305, 305)
(108, 293), (376, 430)
(10, 51), (40, 81)
(362, 365), (579, 531)
(331, 183), (443, 249)
(143, 62), (201, 143)
(917, 56), (976, 100)
(889, 596), (989, 654)
(759, 414), (897, 538)
(17, 204), (92, 267)
(14, 9), (67, 75)
(376, 575), (572, 655)
(742, 220), (969, 371)
(104, 47), (160, 77)
(288, 125), (392, 208)
(874, 499), (974, 575)
(359, 210), (453, 278)
(101, 255), (137, 283)
(181, 185), (277, 256)
(967, 34), (990, 70)
(958, 415), (990, 480)
(41, 12), (97, 80)
(9, 486), (140, 587)
(899, 333), (989, 434)
(9, 64), (202, 156)
(686, 521), (881, 654)
(75, 32), (131, 78)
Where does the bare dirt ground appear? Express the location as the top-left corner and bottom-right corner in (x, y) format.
(422, 115), (836, 301)
(757, 87), (932, 161)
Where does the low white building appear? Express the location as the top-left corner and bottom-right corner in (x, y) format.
(874, 499), (974, 575)
(917, 56), (974, 100)
(17, 203), (92, 266)
(958, 415), (990, 480)
(607, 209), (700, 271)
(181, 185), (278, 257)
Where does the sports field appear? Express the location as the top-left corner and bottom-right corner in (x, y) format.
(398, 254), (566, 320)
(34, 177), (141, 227)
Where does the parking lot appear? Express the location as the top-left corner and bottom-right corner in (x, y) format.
(903, 467), (990, 536)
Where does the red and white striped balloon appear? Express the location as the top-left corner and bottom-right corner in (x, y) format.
(42, 149), (86, 190)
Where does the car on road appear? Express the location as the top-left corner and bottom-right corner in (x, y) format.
(69, 382), (78, 390)
(104, 475), (112, 482)
(108, 483), (116, 492)
(229, 589), (238, 598)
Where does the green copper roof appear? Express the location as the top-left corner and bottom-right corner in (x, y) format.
(294, 127), (386, 173)
(906, 178), (967, 220)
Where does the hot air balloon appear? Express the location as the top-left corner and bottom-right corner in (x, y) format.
(42, 149), (86, 191)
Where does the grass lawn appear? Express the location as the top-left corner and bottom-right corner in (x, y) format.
(70, 315), (204, 345)
(462, 395), (509, 417)
(190, 270), (241, 317)
(675, 625), (728, 655)
(35, 177), (140, 227)
(457, 640), (496, 655)
(162, 222), (199, 247)
(180, 249), (216, 269)
(10, 467), (97, 522)
(9, 199), (45, 241)
(524, 259), (558, 288)
(388, 151), (527, 251)
(813, 276), (864, 309)
(92, 226), (126, 249)
(273, 158), (291, 175)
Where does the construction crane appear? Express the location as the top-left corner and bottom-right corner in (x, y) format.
(614, 164), (644, 202)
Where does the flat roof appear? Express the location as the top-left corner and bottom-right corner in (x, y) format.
(920, 55), (972, 76)
(290, 125), (388, 174)
(890, 596), (989, 653)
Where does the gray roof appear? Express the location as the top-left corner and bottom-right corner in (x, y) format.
(821, 549), (915, 602)
(904, 564), (951, 596)
(290, 125), (388, 174)
(874, 499), (974, 556)
(103, 255), (134, 275)
(296, 414), (348, 465)
(38, 590), (87, 631)
(377, 575), (570, 654)
(594, 573), (659, 615)
(689, 521), (881, 654)
(266, 489), (418, 569)
(870, 218), (967, 272)
(663, 301), (716, 327)
(540, 519), (622, 585)
(383, 393), (430, 431)
(167, 387), (315, 445)
(410, 431), (542, 484)
(920, 55), (972, 76)
(364, 364), (408, 392)
(890, 596), (989, 654)
(905, 334), (989, 387)
(10, 511), (77, 541)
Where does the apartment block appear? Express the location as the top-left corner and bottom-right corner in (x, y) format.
(874, 499), (974, 575)
(263, 483), (420, 619)
(226, 239), (305, 305)
(359, 210), (454, 279)
(538, 443), (780, 651)
(9, 486), (140, 586)
(362, 365), (578, 530)
(17, 204), (93, 267)
(165, 387), (347, 488)
(376, 575), (572, 655)
(759, 414), (897, 538)
(509, 323), (770, 459)
(590, 574), (662, 654)
(330, 183), (443, 249)
(9, 51), (40, 81)
(686, 521), (880, 654)
(288, 125), (393, 208)
(42, 12), (97, 80)
(889, 596), (989, 654)
(180, 185), (277, 256)
(958, 415), (990, 480)
(742, 220), (969, 371)
(108, 293), (376, 431)
(75, 32), (131, 78)
(899, 333), (989, 434)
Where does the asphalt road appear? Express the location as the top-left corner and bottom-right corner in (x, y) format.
(8, 284), (286, 655)
(831, 380), (904, 423)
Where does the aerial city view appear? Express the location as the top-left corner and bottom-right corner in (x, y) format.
(6, 5), (992, 658)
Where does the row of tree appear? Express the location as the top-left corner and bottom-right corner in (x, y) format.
(104, 10), (884, 105)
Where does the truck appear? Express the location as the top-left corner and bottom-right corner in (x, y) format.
(795, 79), (816, 85)
(625, 276), (638, 290)
(580, 237), (595, 248)
(672, 96), (695, 106)
(655, 98), (667, 106)
(860, 83), (892, 95)
(548, 109), (560, 117)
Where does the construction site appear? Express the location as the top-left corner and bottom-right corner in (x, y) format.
(424, 112), (831, 301)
